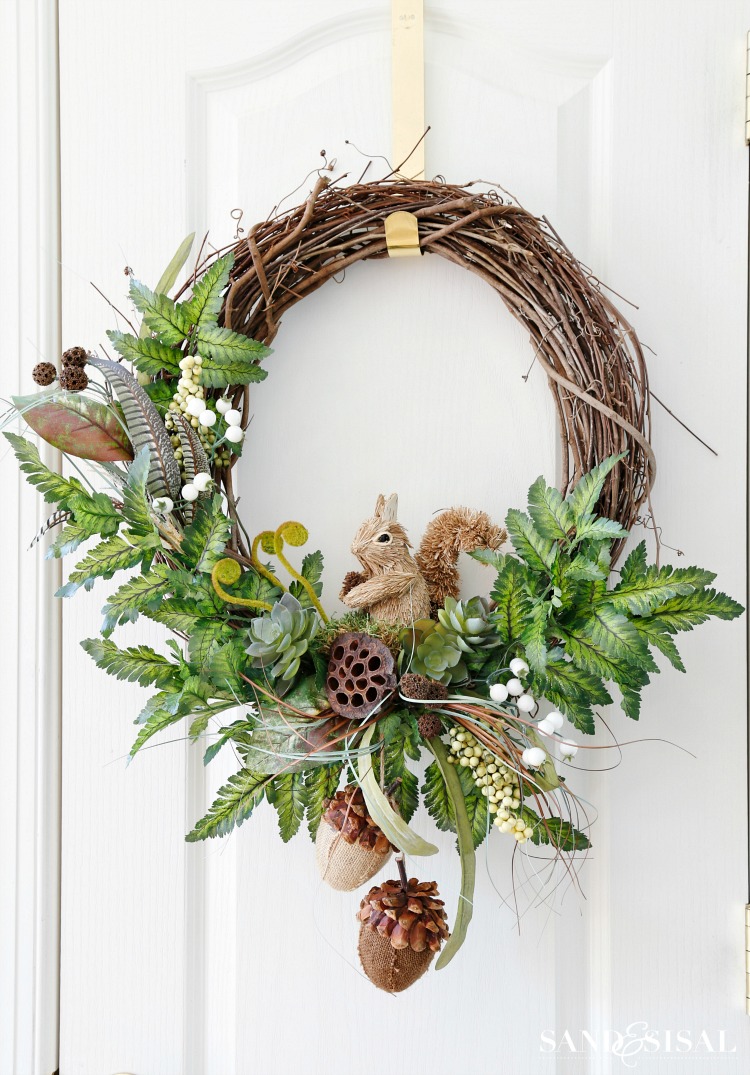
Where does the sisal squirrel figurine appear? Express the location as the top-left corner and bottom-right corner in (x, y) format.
(339, 493), (506, 625)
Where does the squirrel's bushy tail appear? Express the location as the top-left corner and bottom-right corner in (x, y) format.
(415, 506), (506, 612)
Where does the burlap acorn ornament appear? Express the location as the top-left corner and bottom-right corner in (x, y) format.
(357, 877), (450, 992)
(325, 632), (396, 719)
(316, 784), (393, 891)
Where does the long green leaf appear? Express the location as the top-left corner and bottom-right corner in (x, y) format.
(357, 724), (438, 856)
(121, 447), (156, 536)
(13, 393), (133, 462)
(152, 233), (195, 300)
(429, 736), (475, 970)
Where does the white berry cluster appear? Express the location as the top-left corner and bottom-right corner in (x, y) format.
(488, 656), (536, 713)
(165, 357), (244, 471)
(446, 725), (535, 843)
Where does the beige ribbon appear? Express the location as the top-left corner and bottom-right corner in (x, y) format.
(392, 0), (425, 179)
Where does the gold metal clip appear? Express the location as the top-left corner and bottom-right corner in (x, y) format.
(385, 210), (421, 258)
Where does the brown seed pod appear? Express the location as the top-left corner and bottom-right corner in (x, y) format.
(400, 672), (448, 702)
(357, 877), (450, 991)
(61, 346), (89, 368)
(59, 366), (89, 392)
(325, 632), (396, 719)
(315, 784), (393, 891)
(416, 711), (443, 740)
(32, 362), (57, 386)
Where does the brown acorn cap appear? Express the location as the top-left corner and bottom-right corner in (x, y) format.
(321, 784), (392, 853)
(357, 877), (449, 991)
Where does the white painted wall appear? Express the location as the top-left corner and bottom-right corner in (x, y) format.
(2, 2), (747, 1073)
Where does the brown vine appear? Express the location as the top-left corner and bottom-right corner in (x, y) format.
(178, 177), (654, 563)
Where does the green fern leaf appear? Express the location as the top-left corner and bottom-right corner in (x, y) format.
(180, 495), (232, 573)
(80, 637), (181, 688)
(195, 325), (270, 388)
(631, 617), (686, 672)
(100, 563), (171, 636)
(521, 601), (548, 673)
(185, 768), (270, 841)
(130, 279), (189, 345)
(527, 475), (575, 540)
(522, 807), (591, 851)
(505, 509), (557, 573)
(304, 765), (343, 839)
(128, 709), (183, 762)
(57, 535), (147, 596)
(566, 453), (627, 525)
(208, 638), (250, 697)
(67, 491), (120, 539)
(574, 515), (629, 544)
(187, 620), (231, 670)
(106, 330), (181, 377)
(422, 761), (455, 831)
(4, 432), (86, 506)
(121, 447), (156, 536)
(267, 772), (308, 842)
(648, 587), (744, 632)
(45, 519), (92, 559)
(490, 559), (532, 644)
(468, 547), (507, 571)
(582, 605), (658, 671)
(183, 252), (234, 328)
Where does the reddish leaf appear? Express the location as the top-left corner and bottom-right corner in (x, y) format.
(13, 393), (133, 462)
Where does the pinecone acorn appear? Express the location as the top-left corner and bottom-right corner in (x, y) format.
(59, 366), (89, 392)
(357, 877), (450, 991)
(32, 362), (57, 386)
(316, 784), (393, 891)
(62, 346), (89, 367)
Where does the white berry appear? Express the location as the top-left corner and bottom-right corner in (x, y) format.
(536, 718), (555, 736)
(516, 694), (535, 713)
(522, 746), (546, 768)
(216, 397), (232, 414)
(224, 424), (244, 444)
(198, 409), (216, 427)
(546, 711), (564, 731)
(186, 396), (207, 416)
(489, 682), (509, 703)
(192, 472), (213, 492)
(224, 408), (242, 426)
(506, 678), (524, 696)
(509, 657), (529, 677)
(181, 483), (199, 502)
(559, 739), (578, 759)
(152, 496), (174, 514)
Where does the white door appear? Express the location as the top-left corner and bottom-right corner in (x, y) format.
(48, 2), (749, 1072)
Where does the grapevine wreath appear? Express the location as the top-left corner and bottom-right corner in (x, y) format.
(5, 175), (743, 991)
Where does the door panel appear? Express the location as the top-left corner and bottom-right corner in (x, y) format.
(58, 3), (748, 1072)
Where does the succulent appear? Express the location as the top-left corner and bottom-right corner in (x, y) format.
(246, 593), (319, 681)
(436, 596), (501, 658)
(402, 620), (468, 685)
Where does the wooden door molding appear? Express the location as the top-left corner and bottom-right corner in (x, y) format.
(0, 2), (63, 1073)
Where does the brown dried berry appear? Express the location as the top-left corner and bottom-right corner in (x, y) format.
(417, 712), (443, 740)
(62, 346), (89, 368)
(59, 366), (89, 392)
(400, 672), (448, 702)
(32, 362), (57, 386)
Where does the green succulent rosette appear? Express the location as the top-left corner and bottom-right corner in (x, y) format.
(246, 593), (319, 681)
